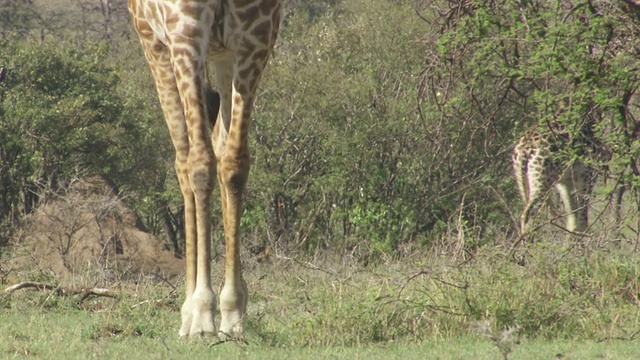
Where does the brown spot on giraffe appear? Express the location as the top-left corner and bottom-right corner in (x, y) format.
(235, 0), (257, 7)
(251, 49), (270, 62)
(252, 19), (274, 44)
(239, 5), (260, 20)
(261, 0), (279, 15)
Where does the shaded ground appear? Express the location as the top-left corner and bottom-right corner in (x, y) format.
(4, 176), (184, 284)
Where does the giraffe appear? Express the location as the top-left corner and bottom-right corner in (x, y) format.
(127, 0), (281, 339)
(512, 126), (595, 235)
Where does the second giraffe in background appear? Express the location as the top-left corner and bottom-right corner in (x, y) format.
(512, 128), (595, 235)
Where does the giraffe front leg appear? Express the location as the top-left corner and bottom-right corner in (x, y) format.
(180, 147), (218, 339)
(187, 285), (217, 337)
(219, 270), (248, 339)
(180, 286), (217, 338)
(216, 154), (249, 340)
(177, 147), (218, 339)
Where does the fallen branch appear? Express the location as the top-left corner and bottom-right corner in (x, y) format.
(4, 281), (118, 301)
(4, 282), (56, 293)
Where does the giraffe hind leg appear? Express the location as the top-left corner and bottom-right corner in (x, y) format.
(132, 37), (211, 337)
(521, 154), (548, 234)
(210, 57), (249, 340)
(573, 162), (593, 233)
(513, 143), (532, 234)
(515, 157), (530, 234)
(161, 29), (217, 340)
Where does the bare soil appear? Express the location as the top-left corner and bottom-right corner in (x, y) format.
(4, 176), (184, 285)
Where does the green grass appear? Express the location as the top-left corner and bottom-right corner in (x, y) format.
(1, 308), (639, 360)
(2, 244), (640, 359)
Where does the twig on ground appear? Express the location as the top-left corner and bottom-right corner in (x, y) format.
(274, 251), (338, 276)
(4, 281), (57, 292)
(4, 281), (118, 300)
(207, 333), (249, 347)
(130, 288), (178, 309)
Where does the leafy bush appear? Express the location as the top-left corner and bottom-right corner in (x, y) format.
(419, 0), (640, 242)
(0, 39), (174, 248)
(251, 0), (438, 254)
(0, 40), (121, 241)
(2, 0), (639, 259)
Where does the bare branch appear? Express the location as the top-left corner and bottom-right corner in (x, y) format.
(4, 282), (118, 300)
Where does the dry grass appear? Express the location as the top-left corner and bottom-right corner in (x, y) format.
(2, 177), (640, 358)
(2, 237), (640, 358)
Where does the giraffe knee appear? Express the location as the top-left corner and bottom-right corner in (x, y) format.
(187, 154), (216, 194)
(221, 169), (248, 196)
(219, 157), (249, 196)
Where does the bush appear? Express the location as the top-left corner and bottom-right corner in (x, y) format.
(0, 39), (121, 241)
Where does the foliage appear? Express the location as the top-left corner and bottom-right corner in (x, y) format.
(0, 0), (131, 43)
(419, 0), (640, 242)
(0, 38), (174, 249)
(0, 39), (120, 241)
(251, 0), (434, 253)
(1, 0), (640, 258)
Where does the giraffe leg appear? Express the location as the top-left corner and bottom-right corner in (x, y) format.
(572, 162), (592, 233)
(556, 166), (581, 233)
(613, 182), (626, 231)
(521, 156), (547, 234)
(514, 160), (528, 209)
(211, 48), (272, 338)
(135, 39), (204, 338)
(512, 150), (529, 234)
(211, 57), (248, 339)
(555, 182), (577, 233)
(157, 26), (217, 339)
(178, 77), (217, 337)
(521, 195), (539, 234)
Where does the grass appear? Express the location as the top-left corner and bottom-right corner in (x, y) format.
(2, 241), (640, 359)
(2, 308), (639, 359)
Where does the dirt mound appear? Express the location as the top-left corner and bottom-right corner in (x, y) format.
(6, 176), (184, 284)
